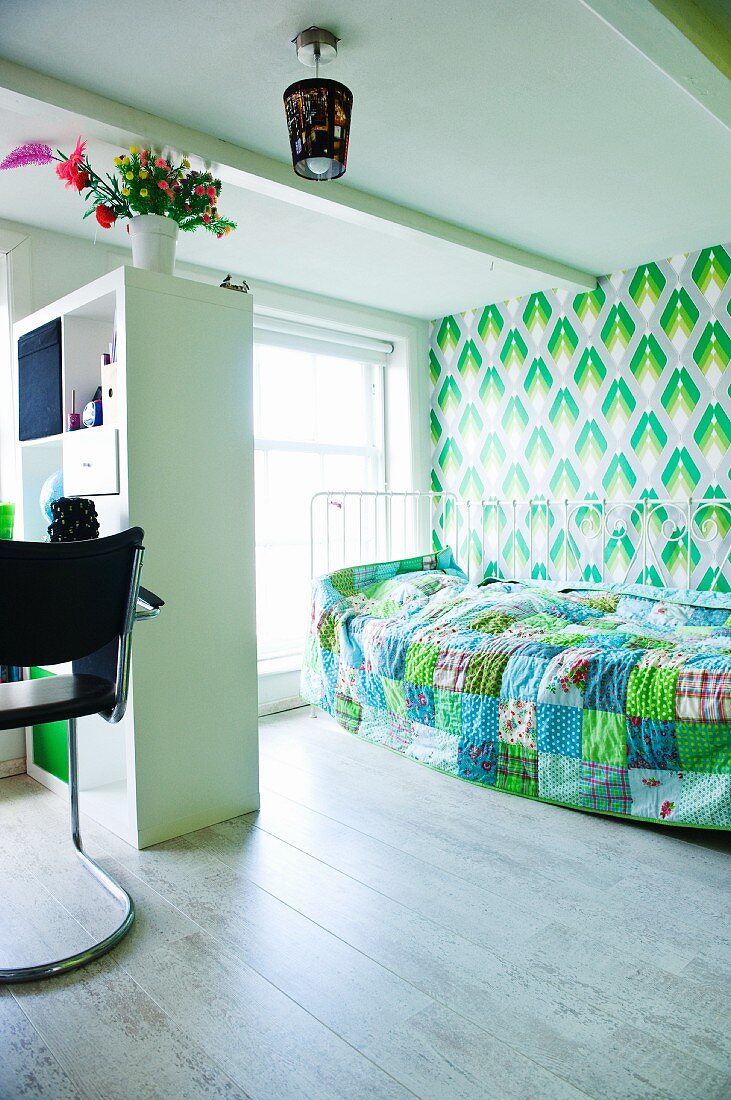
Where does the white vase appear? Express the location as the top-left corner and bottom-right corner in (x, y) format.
(128, 214), (179, 275)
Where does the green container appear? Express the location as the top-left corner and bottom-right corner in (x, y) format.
(0, 502), (14, 539)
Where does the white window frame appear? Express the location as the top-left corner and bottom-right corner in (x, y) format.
(253, 333), (387, 663)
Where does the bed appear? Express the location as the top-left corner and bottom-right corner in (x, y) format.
(302, 496), (731, 828)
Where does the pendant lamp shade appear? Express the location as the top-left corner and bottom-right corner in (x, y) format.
(283, 78), (353, 181)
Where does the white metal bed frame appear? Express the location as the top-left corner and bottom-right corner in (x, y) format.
(310, 492), (731, 591)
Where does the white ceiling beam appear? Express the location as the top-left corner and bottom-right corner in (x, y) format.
(0, 58), (596, 292)
(580, 0), (731, 131)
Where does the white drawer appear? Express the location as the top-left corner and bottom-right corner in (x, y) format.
(63, 426), (119, 496)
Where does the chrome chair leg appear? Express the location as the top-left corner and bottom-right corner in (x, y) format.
(0, 718), (135, 984)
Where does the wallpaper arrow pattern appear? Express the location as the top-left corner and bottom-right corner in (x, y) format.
(430, 243), (731, 505)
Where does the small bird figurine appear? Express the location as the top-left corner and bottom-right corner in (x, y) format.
(220, 274), (249, 293)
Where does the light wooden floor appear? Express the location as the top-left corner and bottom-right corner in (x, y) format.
(0, 709), (729, 1100)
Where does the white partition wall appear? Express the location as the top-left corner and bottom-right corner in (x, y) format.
(13, 267), (258, 848)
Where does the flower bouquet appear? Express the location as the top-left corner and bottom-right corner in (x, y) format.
(1, 137), (237, 273)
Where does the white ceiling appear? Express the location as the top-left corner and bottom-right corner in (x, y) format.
(1, 0), (730, 317)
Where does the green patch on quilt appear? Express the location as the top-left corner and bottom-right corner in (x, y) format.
(495, 743), (538, 797)
(520, 613), (570, 631)
(463, 649), (511, 695)
(329, 568), (356, 596)
(470, 610), (515, 634)
(382, 677), (407, 716)
(582, 710), (626, 766)
(334, 693), (362, 734)
(579, 593), (620, 612)
(541, 629), (589, 647)
(404, 642), (441, 686)
(627, 636), (673, 650)
(435, 689), (462, 735)
(626, 663), (679, 720)
(317, 612), (340, 653)
(365, 598), (401, 618)
(676, 722), (731, 773)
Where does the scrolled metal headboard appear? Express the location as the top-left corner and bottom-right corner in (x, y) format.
(310, 491), (731, 592)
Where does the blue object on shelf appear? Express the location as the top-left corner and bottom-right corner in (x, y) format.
(39, 468), (64, 524)
(82, 399), (103, 428)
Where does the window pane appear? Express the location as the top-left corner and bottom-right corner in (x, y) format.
(254, 344), (315, 442)
(253, 337), (385, 660)
(314, 356), (370, 446)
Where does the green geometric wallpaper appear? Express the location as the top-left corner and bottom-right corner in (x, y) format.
(430, 243), (731, 503)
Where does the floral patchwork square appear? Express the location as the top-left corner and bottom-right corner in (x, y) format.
(536, 703), (582, 758)
(582, 649), (643, 712)
(626, 716), (680, 769)
(405, 683), (435, 725)
(458, 729), (498, 786)
(498, 699), (537, 751)
(628, 768), (684, 822)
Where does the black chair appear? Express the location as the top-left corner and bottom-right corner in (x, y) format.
(0, 528), (163, 983)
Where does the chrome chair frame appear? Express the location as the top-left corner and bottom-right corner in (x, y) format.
(0, 546), (162, 984)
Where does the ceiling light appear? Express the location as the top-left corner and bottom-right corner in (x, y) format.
(283, 26), (353, 181)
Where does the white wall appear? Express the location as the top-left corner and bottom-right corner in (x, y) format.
(0, 217), (430, 739)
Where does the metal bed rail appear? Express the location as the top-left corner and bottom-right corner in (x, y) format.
(310, 492), (731, 591)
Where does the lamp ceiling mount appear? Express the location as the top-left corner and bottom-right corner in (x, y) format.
(293, 27), (339, 69)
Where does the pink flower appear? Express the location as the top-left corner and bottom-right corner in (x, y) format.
(195, 184), (205, 195)
(140, 149), (148, 166)
(55, 136), (86, 187)
(157, 180), (169, 190)
(207, 186), (216, 198)
(659, 800), (675, 820)
(155, 157), (168, 169)
(0, 142), (54, 170)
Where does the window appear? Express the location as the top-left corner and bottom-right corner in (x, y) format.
(253, 334), (386, 661)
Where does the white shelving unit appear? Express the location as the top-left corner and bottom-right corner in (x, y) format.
(13, 267), (259, 848)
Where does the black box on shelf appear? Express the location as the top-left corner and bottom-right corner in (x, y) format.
(17, 317), (62, 441)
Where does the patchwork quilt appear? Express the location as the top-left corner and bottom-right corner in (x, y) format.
(300, 551), (731, 828)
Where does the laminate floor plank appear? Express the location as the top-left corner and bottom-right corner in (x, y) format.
(0, 708), (728, 1100)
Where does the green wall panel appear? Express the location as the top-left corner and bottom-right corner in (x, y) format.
(30, 667), (68, 783)
(430, 243), (731, 503)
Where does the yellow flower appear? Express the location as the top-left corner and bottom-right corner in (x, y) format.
(129, 145), (139, 155)
(139, 188), (148, 197)
(121, 187), (131, 196)
(139, 169), (149, 179)
(114, 156), (122, 166)
(120, 156), (130, 166)
(182, 158), (190, 168)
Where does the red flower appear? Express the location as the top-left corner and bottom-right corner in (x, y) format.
(195, 184), (205, 195)
(71, 170), (89, 192)
(202, 213), (210, 224)
(95, 204), (116, 229)
(55, 136), (87, 188)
